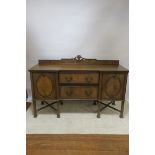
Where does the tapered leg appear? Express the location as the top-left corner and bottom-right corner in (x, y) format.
(57, 101), (60, 118)
(120, 100), (125, 118)
(112, 101), (115, 105)
(97, 101), (101, 118)
(33, 99), (37, 118)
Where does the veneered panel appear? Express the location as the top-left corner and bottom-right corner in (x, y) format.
(32, 73), (56, 100)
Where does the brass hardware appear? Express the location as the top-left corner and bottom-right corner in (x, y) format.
(85, 76), (93, 83)
(65, 76), (73, 82)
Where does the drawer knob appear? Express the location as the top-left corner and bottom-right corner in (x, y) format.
(65, 76), (73, 82)
(85, 77), (93, 83)
(85, 90), (92, 96)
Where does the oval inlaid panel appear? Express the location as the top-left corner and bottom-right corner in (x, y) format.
(105, 76), (121, 97)
(36, 75), (53, 97)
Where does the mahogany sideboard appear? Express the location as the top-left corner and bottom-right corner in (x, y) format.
(29, 55), (128, 118)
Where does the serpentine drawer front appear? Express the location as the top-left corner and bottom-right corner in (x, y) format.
(29, 55), (128, 118)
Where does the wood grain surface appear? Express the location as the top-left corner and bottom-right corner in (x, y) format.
(32, 73), (56, 100)
(101, 74), (125, 100)
(29, 56), (128, 72)
(60, 86), (98, 99)
(59, 72), (99, 84)
(27, 134), (129, 155)
(29, 56), (128, 118)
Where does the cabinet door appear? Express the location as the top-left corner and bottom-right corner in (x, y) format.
(101, 74), (125, 100)
(32, 73), (56, 100)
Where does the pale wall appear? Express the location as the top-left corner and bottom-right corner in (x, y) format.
(26, 0), (129, 100)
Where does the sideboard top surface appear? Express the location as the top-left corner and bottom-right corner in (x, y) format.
(29, 55), (128, 73)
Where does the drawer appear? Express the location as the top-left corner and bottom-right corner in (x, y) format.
(59, 73), (99, 84)
(60, 86), (98, 99)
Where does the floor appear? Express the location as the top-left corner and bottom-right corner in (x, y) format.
(27, 100), (128, 134)
(26, 134), (129, 155)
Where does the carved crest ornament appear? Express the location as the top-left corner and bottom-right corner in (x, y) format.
(73, 55), (85, 61)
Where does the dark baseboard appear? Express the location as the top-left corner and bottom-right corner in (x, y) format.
(26, 102), (31, 111)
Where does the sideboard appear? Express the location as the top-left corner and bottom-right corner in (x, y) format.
(29, 55), (128, 118)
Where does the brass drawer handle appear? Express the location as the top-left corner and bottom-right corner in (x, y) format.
(85, 90), (92, 96)
(85, 77), (93, 83)
(66, 90), (73, 96)
(65, 76), (73, 82)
